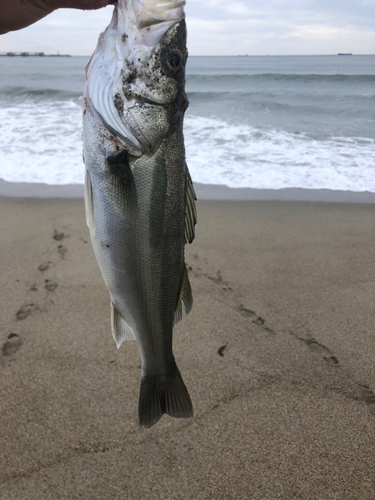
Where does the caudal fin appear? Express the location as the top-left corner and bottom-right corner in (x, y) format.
(138, 365), (193, 429)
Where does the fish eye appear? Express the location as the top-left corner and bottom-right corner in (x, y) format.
(166, 50), (182, 73)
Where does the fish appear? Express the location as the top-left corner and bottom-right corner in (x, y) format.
(82, 0), (196, 428)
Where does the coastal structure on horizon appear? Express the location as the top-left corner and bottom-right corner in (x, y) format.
(0, 52), (71, 57)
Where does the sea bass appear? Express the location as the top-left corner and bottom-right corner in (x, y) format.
(82, 0), (196, 428)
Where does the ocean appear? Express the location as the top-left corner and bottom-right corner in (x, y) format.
(0, 54), (374, 191)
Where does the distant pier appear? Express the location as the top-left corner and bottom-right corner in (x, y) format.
(0, 52), (72, 57)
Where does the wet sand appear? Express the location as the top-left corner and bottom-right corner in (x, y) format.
(1, 194), (375, 499)
(2, 177), (375, 203)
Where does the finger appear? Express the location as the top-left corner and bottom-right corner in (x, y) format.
(45, 0), (115, 10)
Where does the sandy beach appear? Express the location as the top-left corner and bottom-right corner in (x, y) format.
(1, 192), (375, 499)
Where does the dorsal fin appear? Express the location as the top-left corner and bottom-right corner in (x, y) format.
(185, 167), (197, 244)
(174, 265), (193, 326)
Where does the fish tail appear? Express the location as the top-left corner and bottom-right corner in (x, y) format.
(138, 363), (193, 429)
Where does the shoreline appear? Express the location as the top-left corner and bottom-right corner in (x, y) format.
(1, 178), (375, 203)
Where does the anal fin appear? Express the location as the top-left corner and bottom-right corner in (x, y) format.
(111, 302), (136, 348)
(174, 265), (193, 326)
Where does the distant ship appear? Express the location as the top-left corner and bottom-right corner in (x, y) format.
(338, 53), (352, 56)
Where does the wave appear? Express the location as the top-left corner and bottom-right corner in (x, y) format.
(187, 73), (375, 83)
(1, 74), (372, 100)
(187, 91), (375, 102)
(185, 116), (375, 191)
(0, 100), (374, 192)
(0, 99), (84, 184)
(0, 86), (82, 100)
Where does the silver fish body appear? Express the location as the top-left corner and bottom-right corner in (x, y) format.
(83, 0), (196, 428)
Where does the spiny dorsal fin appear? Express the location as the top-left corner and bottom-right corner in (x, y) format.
(84, 170), (95, 233)
(174, 265), (193, 326)
(111, 302), (136, 348)
(185, 167), (197, 244)
(104, 151), (137, 214)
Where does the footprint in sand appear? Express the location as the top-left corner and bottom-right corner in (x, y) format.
(208, 270), (224, 284)
(38, 262), (50, 272)
(16, 303), (38, 321)
(300, 338), (339, 366)
(237, 305), (275, 334)
(45, 280), (58, 292)
(238, 305), (257, 319)
(189, 255), (231, 289)
(53, 230), (65, 241)
(356, 384), (375, 414)
(57, 244), (67, 259)
(2, 333), (22, 356)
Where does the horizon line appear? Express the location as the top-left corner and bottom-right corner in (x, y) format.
(2, 52), (374, 58)
(73, 53), (374, 57)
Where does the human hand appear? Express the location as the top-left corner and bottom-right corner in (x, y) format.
(0, 0), (115, 35)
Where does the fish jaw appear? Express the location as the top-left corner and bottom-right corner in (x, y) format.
(117, 0), (186, 53)
(84, 0), (186, 153)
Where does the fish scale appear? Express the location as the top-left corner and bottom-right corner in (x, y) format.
(83, 0), (195, 428)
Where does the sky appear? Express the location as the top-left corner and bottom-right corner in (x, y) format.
(0, 0), (374, 56)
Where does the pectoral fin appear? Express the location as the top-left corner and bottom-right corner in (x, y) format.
(104, 151), (137, 214)
(84, 170), (95, 233)
(185, 167), (197, 244)
(111, 302), (136, 348)
(174, 265), (193, 326)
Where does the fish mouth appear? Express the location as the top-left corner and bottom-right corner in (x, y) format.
(134, 1), (186, 33)
(116, 0), (186, 65)
(119, 0), (186, 40)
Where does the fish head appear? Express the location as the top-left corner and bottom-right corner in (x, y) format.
(85, 0), (188, 155)
(119, 0), (188, 103)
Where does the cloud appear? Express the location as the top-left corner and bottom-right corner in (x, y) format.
(0, 0), (374, 55)
(185, 0), (375, 55)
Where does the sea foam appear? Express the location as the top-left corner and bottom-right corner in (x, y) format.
(185, 116), (375, 191)
(0, 98), (374, 192)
